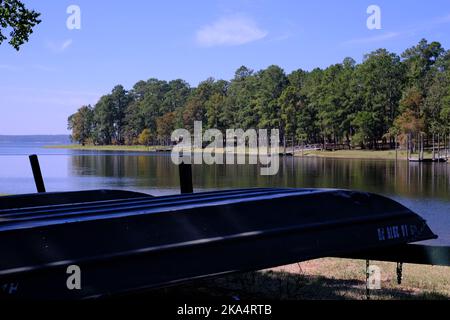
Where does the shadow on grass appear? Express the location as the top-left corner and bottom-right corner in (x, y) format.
(128, 270), (450, 301)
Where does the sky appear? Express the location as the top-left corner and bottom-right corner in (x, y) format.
(1, 0), (450, 135)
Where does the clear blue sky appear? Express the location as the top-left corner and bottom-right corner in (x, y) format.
(1, 0), (449, 134)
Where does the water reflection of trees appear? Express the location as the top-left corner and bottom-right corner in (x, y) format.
(69, 155), (450, 201)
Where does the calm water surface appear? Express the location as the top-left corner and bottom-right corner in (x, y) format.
(0, 139), (449, 245)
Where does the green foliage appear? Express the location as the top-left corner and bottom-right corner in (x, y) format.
(224, 66), (258, 129)
(402, 39), (444, 91)
(68, 106), (94, 145)
(356, 49), (405, 143)
(205, 92), (226, 130)
(351, 111), (377, 147)
(67, 39), (450, 150)
(93, 95), (115, 145)
(0, 0), (41, 50)
(279, 86), (300, 139)
(123, 102), (145, 145)
(255, 65), (288, 130)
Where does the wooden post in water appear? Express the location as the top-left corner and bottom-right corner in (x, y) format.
(29, 155), (46, 193)
(179, 162), (193, 194)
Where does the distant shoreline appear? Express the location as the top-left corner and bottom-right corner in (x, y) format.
(44, 145), (429, 160)
(44, 144), (170, 152)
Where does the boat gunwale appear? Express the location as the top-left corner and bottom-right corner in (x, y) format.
(0, 188), (301, 216)
(0, 189), (337, 229)
(0, 188), (302, 215)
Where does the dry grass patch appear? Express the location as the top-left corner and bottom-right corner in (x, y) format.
(145, 258), (450, 300)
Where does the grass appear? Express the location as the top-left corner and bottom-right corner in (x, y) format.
(48, 144), (447, 161)
(298, 149), (438, 160)
(147, 258), (450, 300)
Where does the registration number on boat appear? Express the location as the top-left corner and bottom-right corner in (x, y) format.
(377, 224), (417, 241)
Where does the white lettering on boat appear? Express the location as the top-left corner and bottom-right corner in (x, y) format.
(377, 224), (413, 241)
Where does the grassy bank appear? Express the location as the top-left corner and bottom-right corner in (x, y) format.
(154, 258), (450, 300)
(47, 144), (447, 161)
(298, 149), (433, 160)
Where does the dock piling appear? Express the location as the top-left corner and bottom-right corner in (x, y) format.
(179, 162), (193, 194)
(29, 155), (46, 193)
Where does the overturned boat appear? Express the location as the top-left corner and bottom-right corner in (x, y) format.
(0, 187), (437, 299)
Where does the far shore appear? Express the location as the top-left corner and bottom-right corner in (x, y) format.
(43, 144), (443, 161)
(45, 144), (170, 152)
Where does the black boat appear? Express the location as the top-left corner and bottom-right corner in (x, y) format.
(0, 188), (437, 299)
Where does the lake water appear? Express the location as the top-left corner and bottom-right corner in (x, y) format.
(0, 137), (449, 245)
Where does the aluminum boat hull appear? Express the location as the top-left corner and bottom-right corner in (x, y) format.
(0, 188), (437, 299)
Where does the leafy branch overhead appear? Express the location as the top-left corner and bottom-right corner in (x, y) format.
(0, 0), (41, 50)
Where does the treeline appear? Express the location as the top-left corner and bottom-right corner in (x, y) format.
(68, 39), (450, 149)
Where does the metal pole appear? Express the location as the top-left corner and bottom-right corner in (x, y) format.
(179, 162), (193, 194)
(365, 260), (371, 300)
(29, 155), (46, 193)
